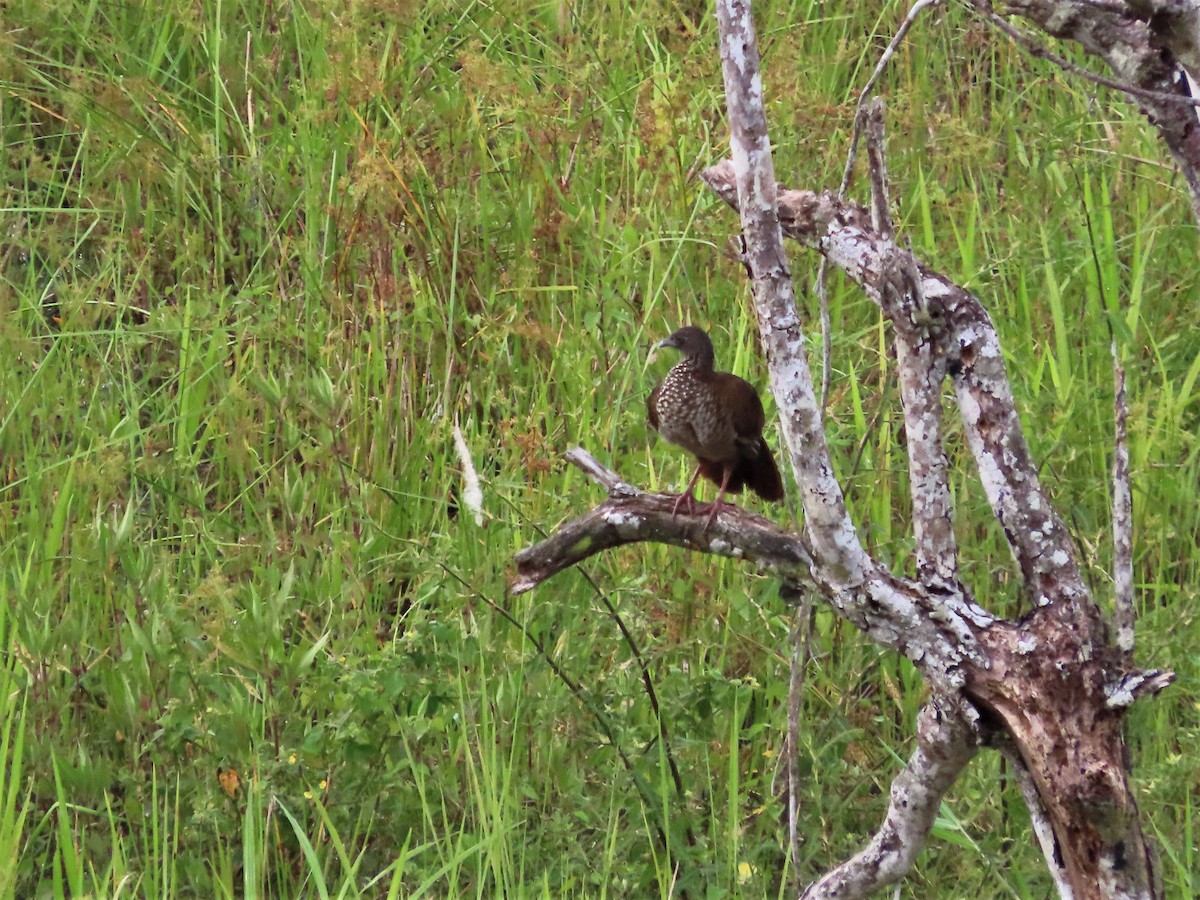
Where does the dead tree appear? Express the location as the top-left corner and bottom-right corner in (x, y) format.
(513, 1), (1175, 896)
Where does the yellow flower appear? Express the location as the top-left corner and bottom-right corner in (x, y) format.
(737, 861), (754, 884)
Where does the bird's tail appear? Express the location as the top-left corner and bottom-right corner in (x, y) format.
(743, 438), (784, 501)
(697, 439), (785, 502)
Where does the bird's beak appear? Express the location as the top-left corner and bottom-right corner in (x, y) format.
(647, 336), (668, 365)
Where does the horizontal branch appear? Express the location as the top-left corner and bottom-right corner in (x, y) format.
(511, 449), (813, 596)
(512, 449), (994, 694)
(1104, 668), (1175, 708)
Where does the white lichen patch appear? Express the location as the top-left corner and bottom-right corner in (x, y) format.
(708, 537), (742, 557)
(958, 390), (981, 425)
(962, 603), (995, 627)
(606, 511), (643, 528)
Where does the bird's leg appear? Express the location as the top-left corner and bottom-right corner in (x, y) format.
(671, 466), (704, 517)
(703, 465), (734, 532)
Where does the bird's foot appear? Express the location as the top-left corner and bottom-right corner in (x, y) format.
(671, 490), (700, 518)
(701, 500), (727, 533)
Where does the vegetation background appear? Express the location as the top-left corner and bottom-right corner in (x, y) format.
(1, 0), (1197, 896)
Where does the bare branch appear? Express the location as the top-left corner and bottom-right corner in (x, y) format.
(564, 446), (629, 491)
(710, 0), (995, 692)
(512, 3), (1178, 893)
(895, 334), (960, 584)
(970, 2), (1200, 108)
(863, 101), (960, 584)
(1105, 668), (1175, 708)
(864, 99), (894, 238)
(801, 696), (979, 899)
(510, 451), (812, 596)
(714, 0), (866, 578)
(512, 449), (992, 690)
(1111, 348), (1135, 654)
(816, 0), (940, 409)
(1123, 0), (1200, 76)
(838, 0), (944, 198)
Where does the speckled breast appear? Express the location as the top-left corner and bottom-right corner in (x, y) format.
(653, 365), (737, 461)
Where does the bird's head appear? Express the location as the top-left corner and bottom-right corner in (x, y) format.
(657, 326), (714, 360)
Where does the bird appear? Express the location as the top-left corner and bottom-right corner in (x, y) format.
(646, 325), (784, 529)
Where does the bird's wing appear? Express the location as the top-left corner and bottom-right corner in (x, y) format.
(721, 375), (766, 453)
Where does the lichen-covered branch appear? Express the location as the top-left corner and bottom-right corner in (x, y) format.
(510, 452), (814, 595)
(950, 303), (1096, 621)
(1126, 0), (1200, 76)
(709, 0), (996, 693)
(800, 696), (979, 899)
(513, 3), (1179, 896)
(512, 449), (990, 693)
(713, 0), (865, 580)
(895, 334), (960, 584)
(702, 156), (1171, 897)
(861, 100), (961, 584)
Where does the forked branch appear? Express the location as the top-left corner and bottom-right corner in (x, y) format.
(703, 163), (1097, 623)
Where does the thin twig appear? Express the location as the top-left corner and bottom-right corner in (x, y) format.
(969, 1), (1200, 108)
(839, 0), (943, 198)
(865, 99), (894, 239)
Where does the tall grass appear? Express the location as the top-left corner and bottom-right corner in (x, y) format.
(1, 0), (1197, 895)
